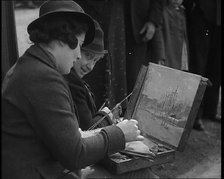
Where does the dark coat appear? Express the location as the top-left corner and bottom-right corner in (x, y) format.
(130, 0), (164, 44)
(183, 0), (221, 26)
(160, 1), (188, 70)
(1, 44), (125, 179)
(64, 68), (113, 131)
(125, 0), (165, 94)
(183, 0), (221, 119)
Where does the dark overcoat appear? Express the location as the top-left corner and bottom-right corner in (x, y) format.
(161, 1), (188, 70)
(183, 0), (221, 118)
(130, 0), (164, 44)
(1, 44), (125, 179)
(125, 0), (165, 94)
(64, 68), (113, 131)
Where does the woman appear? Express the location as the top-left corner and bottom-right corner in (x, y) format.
(64, 20), (119, 131)
(1, 1), (143, 179)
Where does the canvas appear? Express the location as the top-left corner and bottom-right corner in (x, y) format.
(131, 63), (208, 150)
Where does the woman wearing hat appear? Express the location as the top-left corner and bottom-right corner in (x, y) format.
(64, 20), (118, 132)
(1, 1), (144, 179)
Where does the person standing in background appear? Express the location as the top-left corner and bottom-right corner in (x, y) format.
(184, 0), (221, 131)
(14, 0), (37, 9)
(125, 0), (165, 95)
(159, 0), (189, 71)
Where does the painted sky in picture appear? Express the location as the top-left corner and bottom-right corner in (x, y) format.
(142, 65), (201, 102)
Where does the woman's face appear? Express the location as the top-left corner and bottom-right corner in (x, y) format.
(55, 33), (85, 74)
(170, 0), (183, 6)
(73, 49), (104, 78)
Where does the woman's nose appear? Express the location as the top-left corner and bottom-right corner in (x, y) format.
(76, 49), (82, 60)
(77, 50), (81, 60)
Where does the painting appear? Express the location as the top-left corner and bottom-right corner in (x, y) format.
(132, 63), (206, 148)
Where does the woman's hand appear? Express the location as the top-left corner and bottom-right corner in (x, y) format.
(116, 119), (144, 142)
(101, 106), (123, 124)
(101, 107), (113, 119)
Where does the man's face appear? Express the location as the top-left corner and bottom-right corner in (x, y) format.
(73, 49), (104, 78)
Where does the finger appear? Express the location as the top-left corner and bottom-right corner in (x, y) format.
(142, 37), (149, 42)
(136, 135), (144, 141)
(146, 32), (153, 38)
(104, 106), (110, 110)
(136, 129), (141, 135)
(139, 26), (146, 34)
(129, 119), (138, 124)
(145, 33), (154, 41)
(122, 119), (128, 123)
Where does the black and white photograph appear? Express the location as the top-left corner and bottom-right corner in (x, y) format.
(1, 0), (221, 178)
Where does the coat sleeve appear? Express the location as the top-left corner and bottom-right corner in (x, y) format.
(92, 111), (113, 128)
(65, 74), (112, 130)
(148, 26), (166, 63)
(24, 70), (125, 170)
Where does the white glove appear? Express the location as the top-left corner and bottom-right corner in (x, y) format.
(101, 107), (113, 120)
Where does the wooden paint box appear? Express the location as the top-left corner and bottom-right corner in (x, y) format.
(101, 63), (209, 174)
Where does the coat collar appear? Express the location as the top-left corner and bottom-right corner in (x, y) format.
(70, 68), (92, 90)
(70, 67), (81, 80)
(24, 44), (58, 71)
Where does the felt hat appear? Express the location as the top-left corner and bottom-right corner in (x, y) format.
(82, 20), (108, 54)
(27, 0), (95, 46)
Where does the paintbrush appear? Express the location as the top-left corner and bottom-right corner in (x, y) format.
(88, 92), (133, 130)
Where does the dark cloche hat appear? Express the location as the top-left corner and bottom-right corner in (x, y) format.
(27, 0), (95, 46)
(82, 20), (108, 54)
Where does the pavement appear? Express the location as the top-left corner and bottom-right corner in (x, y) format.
(151, 118), (221, 178)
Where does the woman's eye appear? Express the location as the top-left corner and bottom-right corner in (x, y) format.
(86, 54), (91, 58)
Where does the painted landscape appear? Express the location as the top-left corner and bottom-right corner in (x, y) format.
(133, 64), (202, 147)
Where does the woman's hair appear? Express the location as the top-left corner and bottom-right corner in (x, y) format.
(29, 14), (89, 49)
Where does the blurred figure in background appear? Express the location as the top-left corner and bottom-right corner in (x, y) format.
(14, 0), (37, 9)
(184, 0), (221, 131)
(125, 0), (165, 95)
(14, 0), (47, 9)
(159, 0), (189, 71)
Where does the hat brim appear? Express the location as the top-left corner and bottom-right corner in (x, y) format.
(27, 11), (95, 46)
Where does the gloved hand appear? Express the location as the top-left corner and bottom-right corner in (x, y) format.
(101, 105), (123, 124)
(101, 106), (113, 120)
